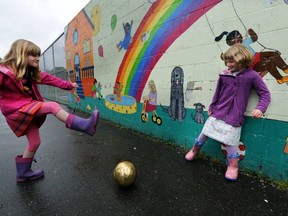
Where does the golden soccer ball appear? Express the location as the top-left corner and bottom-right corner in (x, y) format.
(113, 161), (137, 187)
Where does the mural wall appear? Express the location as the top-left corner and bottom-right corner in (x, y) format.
(64, 0), (288, 180)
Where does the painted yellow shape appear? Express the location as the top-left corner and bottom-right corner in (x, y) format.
(105, 98), (137, 114)
(90, 5), (102, 36)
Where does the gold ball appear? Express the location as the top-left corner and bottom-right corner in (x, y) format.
(113, 161), (137, 187)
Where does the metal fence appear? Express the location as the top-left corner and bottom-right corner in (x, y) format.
(39, 33), (69, 104)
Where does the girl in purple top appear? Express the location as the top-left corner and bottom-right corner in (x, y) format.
(0, 39), (100, 183)
(185, 44), (271, 181)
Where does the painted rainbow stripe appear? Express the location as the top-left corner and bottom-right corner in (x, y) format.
(115, 0), (221, 102)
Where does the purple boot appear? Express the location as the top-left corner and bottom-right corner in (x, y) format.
(66, 110), (100, 136)
(15, 155), (44, 183)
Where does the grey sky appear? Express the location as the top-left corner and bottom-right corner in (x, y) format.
(0, 0), (90, 58)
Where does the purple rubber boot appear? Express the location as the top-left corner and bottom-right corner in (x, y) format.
(15, 155), (44, 183)
(66, 110), (100, 136)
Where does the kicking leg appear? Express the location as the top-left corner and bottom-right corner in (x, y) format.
(35, 101), (100, 136)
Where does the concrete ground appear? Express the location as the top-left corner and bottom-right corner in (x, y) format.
(0, 105), (287, 216)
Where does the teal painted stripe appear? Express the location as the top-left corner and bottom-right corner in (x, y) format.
(69, 99), (288, 180)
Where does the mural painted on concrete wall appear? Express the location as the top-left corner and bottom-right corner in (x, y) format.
(92, 0), (222, 116)
(65, 5), (103, 112)
(65, 0), (287, 121)
(65, 0), (221, 121)
(65, 10), (92, 100)
(211, 0), (288, 85)
(113, 0), (221, 104)
(62, 0), (288, 180)
(215, 28), (288, 84)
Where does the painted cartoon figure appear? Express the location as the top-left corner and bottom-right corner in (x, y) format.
(91, 78), (103, 100)
(141, 80), (162, 125)
(215, 28), (288, 84)
(141, 31), (150, 43)
(97, 82), (103, 99)
(116, 20), (133, 51)
(162, 67), (186, 122)
(142, 80), (158, 122)
(192, 103), (205, 124)
(113, 81), (123, 101)
(73, 90), (81, 104)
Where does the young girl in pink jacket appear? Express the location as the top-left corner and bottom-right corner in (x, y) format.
(0, 39), (100, 183)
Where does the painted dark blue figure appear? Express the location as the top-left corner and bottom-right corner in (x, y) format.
(116, 20), (133, 51)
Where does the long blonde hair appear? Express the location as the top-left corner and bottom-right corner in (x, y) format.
(0, 39), (41, 81)
(222, 43), (254, 69)
(148, 80), (157, 93)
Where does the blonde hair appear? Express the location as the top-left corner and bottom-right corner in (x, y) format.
(0, 39), (41, 81)
(148, 80), (157, 93)
(222, 43), (254, 69)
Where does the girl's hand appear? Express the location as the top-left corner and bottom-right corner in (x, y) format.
(72, 82), (79, 88)
(252, 109), (263, 118)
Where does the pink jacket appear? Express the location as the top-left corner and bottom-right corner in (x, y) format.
(0, 65), (74, 131)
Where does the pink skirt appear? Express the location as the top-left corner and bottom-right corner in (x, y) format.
(6, 101), (44, 137)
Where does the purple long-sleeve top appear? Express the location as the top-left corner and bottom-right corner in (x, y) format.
(209, 68), (271, 127)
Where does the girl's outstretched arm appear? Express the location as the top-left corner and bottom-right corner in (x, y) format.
(39, 72), (74, 90)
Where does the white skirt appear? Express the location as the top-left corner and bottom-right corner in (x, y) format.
(202, 116), (241, 146)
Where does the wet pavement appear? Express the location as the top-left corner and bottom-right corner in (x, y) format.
(0, 105), (288, 216)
